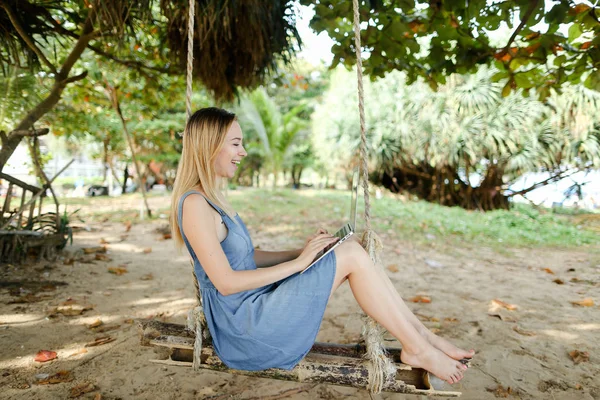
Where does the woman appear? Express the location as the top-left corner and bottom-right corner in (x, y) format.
(171, 107), (473, 385)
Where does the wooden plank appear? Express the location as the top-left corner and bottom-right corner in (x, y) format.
(0, 230), (44, 236)
(17, 189), (26, 228)
(138, 320), (461, 396)
(0, 172), (40, 193)
(3, 182), (13, 214)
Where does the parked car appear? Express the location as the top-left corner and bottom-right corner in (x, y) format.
(86, 185), (109, 197)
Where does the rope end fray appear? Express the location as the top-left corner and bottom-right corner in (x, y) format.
(187, 306), (208, 371)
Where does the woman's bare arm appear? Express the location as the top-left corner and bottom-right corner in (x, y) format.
(182, 194), (336, 296)
(254, 249), (302, 268)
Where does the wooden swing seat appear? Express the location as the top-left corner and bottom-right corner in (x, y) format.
(138, 319), (461, 396)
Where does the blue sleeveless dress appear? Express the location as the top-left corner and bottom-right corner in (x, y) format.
(177, 191), (337, 371)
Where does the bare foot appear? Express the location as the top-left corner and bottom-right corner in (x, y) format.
(400, 345), (468, 385)
(425, 331), (474, 362)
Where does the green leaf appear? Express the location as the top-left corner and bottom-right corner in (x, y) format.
(568, 24), (583, 42)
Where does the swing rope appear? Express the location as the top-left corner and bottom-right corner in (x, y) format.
(184, 0), (395, 392)
(352, 0), (396, 393)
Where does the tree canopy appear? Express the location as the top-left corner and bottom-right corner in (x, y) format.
(304, 0), (600, 97)
(0, 0), (301, 171)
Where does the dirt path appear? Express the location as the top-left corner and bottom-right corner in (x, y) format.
(1, 194), (598, 399)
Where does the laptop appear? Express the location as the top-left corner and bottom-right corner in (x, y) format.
(301, 168), (360, 274)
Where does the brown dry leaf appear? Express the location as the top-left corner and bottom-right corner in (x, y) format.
(409, 295), (432, 303)
(68, 349), (88, 357)
(163, 233), (172, 240)
(124, 221), (132, 232)
(93, 324), (120, 333)
(94, 394), (102, 400)
(571, 298), (594, 307)
(492, 299), (518, 311)
(37, 370), (73, 385)
(99, 238), (109, 244)
(387, 264), (399, 273)
(569, 350), (589, 364)
(140, 273), (154, 281)
(34, 350), (57, 363)
(513, 326), (536, 336)
(444, 317), (459, 323)
(488, 313), (517, 323)
(70, 382), (95, 398)
(486, 384), (512, 398)
(83, 246), (106, 254)
(542, 268), (555, 275)
(124, 319), (134, 324)
(95, 253), (111, 262)
(87, 319), (102, 329)
(85, 336), (116, 347)
(553, 278), (565, 285)
(142, 247), (152, 254)
(53, 302), (94, 316)
(108, 267), (128, 275)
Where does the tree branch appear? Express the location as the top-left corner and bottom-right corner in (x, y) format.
(9, 128), (50, 138)
(504, 0), (539, 52)
(505, 168), (579, 198)
(64, 71), (88, 84)
(0, 0), (57, 74)
(86, 44), (177, 77)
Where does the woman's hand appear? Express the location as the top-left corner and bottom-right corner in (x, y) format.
(296, 233), (338, 271)
(304, 228), (328, 249)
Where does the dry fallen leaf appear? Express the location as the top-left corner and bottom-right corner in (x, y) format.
(492, 299), (518, 311)
(486, 384), (512, 398)
(99, 238), (109, 244)
(68, 349), (88, 358)
(569, 350), (589, 364)
(140, 273), (154, 281)
(444, 317), (459, 323)
(51, 302), (94, 317)
(553, 278), (564, 285)
(387, 264), (399, 273)
(94, 393), (102, 400)
(83, 246), (106, 254)
(513, 326), (536, 336)
(95, 253), (111, 262)
(70, 382), (95, 398)
(542, 268), (555, 275)
(93, 324), (120, 333)
(409, 295), (432, 303)
(34, 350), (57, 363)
(124, 319), (134, 324)
(108, 267), (128, 275)
(571, 298), (594, 307)
(87, 319), (102, 329)
(85, 336), (116, 347)
(142, 247), (152, 254)
(124, 221), (132, 232)
(163, 233), (172, 240)
(37, 370), (73, 385)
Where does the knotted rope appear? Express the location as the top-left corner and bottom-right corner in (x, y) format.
(352, 0), (396, 393)
(185, 0), (195, 119)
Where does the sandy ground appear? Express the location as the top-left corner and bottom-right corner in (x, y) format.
(1, 193), (599, 400)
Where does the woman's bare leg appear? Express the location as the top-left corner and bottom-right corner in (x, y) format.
(370, 265), (475, 361)
(331, 241), (467, 384)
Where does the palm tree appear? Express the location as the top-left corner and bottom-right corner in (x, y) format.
(313, 67), (600, 210)
(239, 88), (308, 188)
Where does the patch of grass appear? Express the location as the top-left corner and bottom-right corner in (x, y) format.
(230, 188), (599, 250)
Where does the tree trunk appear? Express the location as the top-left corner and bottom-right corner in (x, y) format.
(105, 84), (152, 217)
(0, 8), (96, 171)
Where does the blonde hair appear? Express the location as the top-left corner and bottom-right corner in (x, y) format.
(170, 107), (238, 249)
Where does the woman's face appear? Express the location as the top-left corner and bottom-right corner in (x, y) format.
(214, 121), (247, 179)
